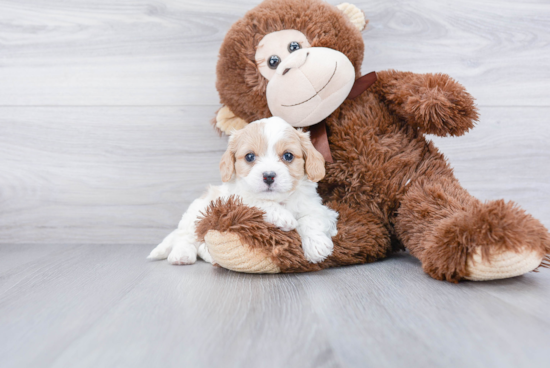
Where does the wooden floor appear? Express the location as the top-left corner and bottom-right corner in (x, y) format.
(1, 0), (550, 367)
(0, 244), (549, 368)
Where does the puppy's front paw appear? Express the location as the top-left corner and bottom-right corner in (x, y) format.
(264, 211), (298, 231)
(302, 233), (334, 263)
(148, 245), (169, 260)
(167, 243), (197, 265)
(197, 243), (214, 264)
(147, 234), (175, 260)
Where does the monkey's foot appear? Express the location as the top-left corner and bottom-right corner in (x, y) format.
(465, 247), (545, 281)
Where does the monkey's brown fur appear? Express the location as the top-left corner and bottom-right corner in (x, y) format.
(198, 0), (550, 282)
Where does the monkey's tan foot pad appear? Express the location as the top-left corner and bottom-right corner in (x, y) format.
(205, 230), (281, 274)
(465, 247), (544, 281)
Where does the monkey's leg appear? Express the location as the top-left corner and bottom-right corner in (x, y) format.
(195, 197), (392, 273)
(322, 200), (393, 268)
(395, 176), (550, 282)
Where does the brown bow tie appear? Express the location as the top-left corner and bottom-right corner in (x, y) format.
(309, 72), (377, 163)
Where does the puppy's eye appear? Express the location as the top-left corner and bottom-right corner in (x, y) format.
(245, 153), (255, 162)
(282, 152), (294, 162)
(268, 55), (281, 69)
(288, 42), (301, 53)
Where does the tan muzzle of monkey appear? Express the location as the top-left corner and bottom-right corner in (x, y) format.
(266, 47), (356, 127)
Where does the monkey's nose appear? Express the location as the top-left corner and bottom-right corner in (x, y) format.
(276, 50), (309, 75)
(262, 171), (276, 185)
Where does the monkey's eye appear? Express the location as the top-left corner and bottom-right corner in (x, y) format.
(282, 152), (294, 162)
(288, 41), (301, 53)
(268, 55), (281, 69)
(245, 153), (255, 162)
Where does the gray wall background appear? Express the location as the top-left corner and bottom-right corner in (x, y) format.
(1, 0), (549, 245)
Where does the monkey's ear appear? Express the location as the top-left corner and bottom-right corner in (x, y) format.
(337, 3), (368, 31)
(215, 106), (248, 136)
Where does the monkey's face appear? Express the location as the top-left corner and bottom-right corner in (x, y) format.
(216, 0), (366, 129)
(255, 30), (356, 127)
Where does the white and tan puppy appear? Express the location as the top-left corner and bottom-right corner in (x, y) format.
(148, 117), (338, 265)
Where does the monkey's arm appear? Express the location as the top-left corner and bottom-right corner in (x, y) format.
(372, 70), (479, 137)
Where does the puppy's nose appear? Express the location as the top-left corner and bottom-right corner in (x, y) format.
(262, 171), (276, 185)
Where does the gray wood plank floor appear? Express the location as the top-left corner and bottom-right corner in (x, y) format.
(1, 0), (550, 367)
(1, 245), (549, 368)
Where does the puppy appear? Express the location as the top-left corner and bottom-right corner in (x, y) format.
(148, 117), (338, 265)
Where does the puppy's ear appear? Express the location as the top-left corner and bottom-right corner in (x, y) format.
(298, 130), (326, 182)
(219, 135), (237, 182)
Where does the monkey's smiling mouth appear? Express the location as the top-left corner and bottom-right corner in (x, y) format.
(281, 62), (338, 107)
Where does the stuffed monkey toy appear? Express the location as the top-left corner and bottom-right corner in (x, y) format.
(195, 0), (550, 282)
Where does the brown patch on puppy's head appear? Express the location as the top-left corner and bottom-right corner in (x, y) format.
(274, 131), (305, 185)
(274, 128), (325, 184)
(216, 0), (365, 125)
(220, 123), (267, 182)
